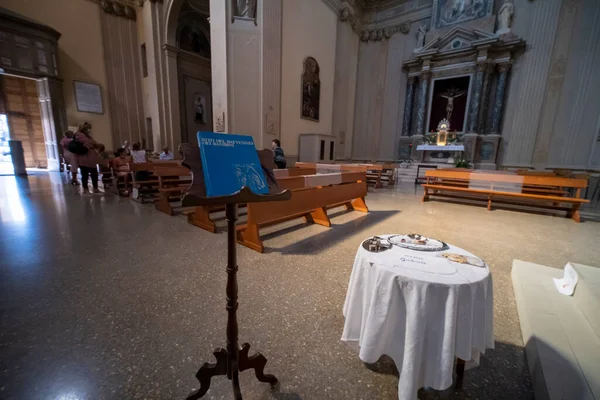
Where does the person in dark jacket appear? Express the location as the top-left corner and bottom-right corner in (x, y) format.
(271, 139), (286, 169)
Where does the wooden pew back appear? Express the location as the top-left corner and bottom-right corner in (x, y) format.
(273, 167), (317, 178)
(425, 169), (588, 189)
(277, 172), (366, 190)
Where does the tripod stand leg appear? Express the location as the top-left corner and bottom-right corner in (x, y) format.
(186, 348), (228, 400)
(238, 343), (278, 384)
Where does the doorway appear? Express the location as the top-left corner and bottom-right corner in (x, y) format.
(0, 75), (47, 174)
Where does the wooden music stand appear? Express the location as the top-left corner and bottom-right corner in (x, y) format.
(180, 144), (291, 400)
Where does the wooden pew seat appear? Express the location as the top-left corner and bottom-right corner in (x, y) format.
(128, 162), (159, 203)
(235, 172), (368, 252)
(153, 164), (192, 215)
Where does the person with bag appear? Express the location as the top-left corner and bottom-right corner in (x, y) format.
(74, 122), (104, 195)
(59, 130), (79, 185)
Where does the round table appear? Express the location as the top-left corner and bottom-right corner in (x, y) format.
(341, 235), (494, 400)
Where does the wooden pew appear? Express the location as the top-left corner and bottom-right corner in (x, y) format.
(422, 169), (589, 222)
(187, 171), (367, 234)
(294, 162), (395, 188)
(273, 167), (316, 178)
(236, 171), (368, 252)
(153, 163), (192, 215)
(293, 162), (368, 173)
(429, 170), (569, 196)
(128, 162), (160, 203)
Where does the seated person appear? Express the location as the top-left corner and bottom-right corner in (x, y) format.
(111, 148), (132, 195)
(159, 146), (174, 160)
(131, 142), (150, 181)
(131, 142), (147, 163)
(272, 139), (286, 169)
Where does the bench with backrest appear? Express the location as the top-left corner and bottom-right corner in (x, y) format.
(235, 171), (368, 252)
(423, 169), (589, 222)
(153, 163), (193, 215)
(359, 163), (397, 187)
(294, 162), (395, 188)
(187, 171), (367, 236)
(273, 167), (317, 178)
(127, 162), (160, 203)
(294, 162), (368, 173)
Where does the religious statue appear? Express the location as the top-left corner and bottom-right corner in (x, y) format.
(440, 87), (466, 121)
(496, 0), (514, 34)
(301, 57), (320, 121)
(416, 25), (427, 48)
(233, 0), (257, 19)
(194, 94), (206, 124)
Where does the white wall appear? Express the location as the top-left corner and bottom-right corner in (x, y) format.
(331, 20), (359, 160)
(352, 24), (418, 161)
(281, 0), (338, 157)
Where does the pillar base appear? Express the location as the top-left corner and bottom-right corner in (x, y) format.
(474, 134), (501, 170)
(462, 133), (478, 162)
(397, 137), (413, 160)
(411, 135), (425, 163)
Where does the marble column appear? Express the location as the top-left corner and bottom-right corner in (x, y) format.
(401, 76), (416, 136)
(490, 63), (511, 134)
(467, 62), (485, 132)
(478, 63), (494, 134)
(414, 71), (431, 136)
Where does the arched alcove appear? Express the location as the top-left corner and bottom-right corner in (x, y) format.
(168, 0), (213, 143)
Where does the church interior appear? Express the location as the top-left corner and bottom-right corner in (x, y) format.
(0, 0), (599, 399)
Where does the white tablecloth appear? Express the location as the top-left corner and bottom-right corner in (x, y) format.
(341, 235), (494, 400)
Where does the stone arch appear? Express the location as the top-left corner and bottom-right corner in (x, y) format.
(164, 0), (183, 46)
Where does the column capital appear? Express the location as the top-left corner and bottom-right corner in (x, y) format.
(476, 61), (490, 72)
(498, 62), (512, 73)
(420, 70), (432, 81)
(407, 76), (417, 85)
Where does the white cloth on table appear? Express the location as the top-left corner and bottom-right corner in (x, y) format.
(341, 235), (494, 400)
(304, 172), (342, 187)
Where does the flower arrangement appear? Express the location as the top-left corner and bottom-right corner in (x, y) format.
(454, 157), (472, 169)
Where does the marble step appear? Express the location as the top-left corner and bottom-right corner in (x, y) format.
(572, 263), (600, 337)
(512, 260), (600, 400)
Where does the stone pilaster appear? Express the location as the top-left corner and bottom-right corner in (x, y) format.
(491, 63), (511, 134)
(401, 76), (416, 136)
(414, 71), (431, 136)
(467, 62), (485, 133)
(478, 63), (494, 134)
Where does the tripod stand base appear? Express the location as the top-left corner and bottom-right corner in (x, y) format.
(186, 343), (277, 400)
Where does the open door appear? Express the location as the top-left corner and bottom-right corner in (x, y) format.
(1, 75), (46, 169)
(37, 78), (65, 171)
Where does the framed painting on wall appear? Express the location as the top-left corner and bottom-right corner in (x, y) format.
(73, 81), (103, 114)
(301, 57), (320, 122)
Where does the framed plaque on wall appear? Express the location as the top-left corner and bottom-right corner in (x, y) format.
(73, 81), (103, 114)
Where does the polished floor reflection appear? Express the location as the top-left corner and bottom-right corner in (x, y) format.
(1, 172), (599, 400)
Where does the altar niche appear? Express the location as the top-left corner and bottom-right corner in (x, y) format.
(427, 76), (471, 135)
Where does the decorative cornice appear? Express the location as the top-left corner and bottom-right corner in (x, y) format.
(100, 0), (137, 19)
(334, 0), (432, 42)
(339, 7), (364, 35)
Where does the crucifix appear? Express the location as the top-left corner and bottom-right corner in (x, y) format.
(439, 87), (466, 121)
